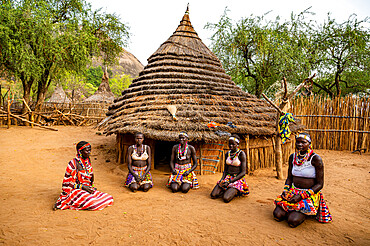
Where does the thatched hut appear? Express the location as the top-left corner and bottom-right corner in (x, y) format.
(85, 67), (115, 103)
(48, 85), (71, 104)
(105, 7), (304, 174)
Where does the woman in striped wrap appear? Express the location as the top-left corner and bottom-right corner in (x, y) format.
(53, 141), (113, 211)
(273, 133), (332, 227)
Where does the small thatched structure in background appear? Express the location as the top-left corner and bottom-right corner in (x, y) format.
(85, 67), (115, 103)
(48, 85), (71, 104)
(105, 7), (304, 174)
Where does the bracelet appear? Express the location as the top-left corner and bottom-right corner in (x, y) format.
(301, 189), (314, 199)
(74, 184), (83, 189)
(283, 184), (290, 191)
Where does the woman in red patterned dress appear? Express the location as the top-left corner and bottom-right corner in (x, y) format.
(53, 141), (113, 211)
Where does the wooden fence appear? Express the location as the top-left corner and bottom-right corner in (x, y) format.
(0, 101), (109, 127)
(289, 95), (369, 152)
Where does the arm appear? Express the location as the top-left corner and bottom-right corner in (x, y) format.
(127, 146), (140, 181)
(143, 145), (152, 177)
(311, 154), (324, 193)
(182, 145), (198, 176)
(229, 151), (247, 183)
(186, 145), (198, 174)
(285, 154), (294, 187)
(170, 145), (177, 174)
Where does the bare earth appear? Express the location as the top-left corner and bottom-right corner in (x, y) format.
(0, 126), (369, 245)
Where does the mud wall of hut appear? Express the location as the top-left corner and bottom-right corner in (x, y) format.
(116, 133), (295, 175)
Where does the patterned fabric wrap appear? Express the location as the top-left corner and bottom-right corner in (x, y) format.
(217, 173), (250, 196)
(125, 166), (153, 187)
(55, 157), (113, 210)
(166, 163), (199, 189)
(279, 112), (295, 144)
(274, 185), (332, 223)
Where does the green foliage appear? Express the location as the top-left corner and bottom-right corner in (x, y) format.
(85, 66), (104, 88)
(0, 0), (130, 111)
(206, 8), (369, 98)
(313, 14), (370, 96)
(109, 74), (132, 96)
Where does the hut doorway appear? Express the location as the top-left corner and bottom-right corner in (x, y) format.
(154, 140), (176, 172)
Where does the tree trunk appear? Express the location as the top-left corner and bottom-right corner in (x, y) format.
(334, 71), (341, 96)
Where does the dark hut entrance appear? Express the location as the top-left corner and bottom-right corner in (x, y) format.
(154, 140), (176, 172)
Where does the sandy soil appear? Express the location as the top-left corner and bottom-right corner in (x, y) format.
(0, 126), (369, 245)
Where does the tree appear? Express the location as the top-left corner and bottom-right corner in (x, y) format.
(206, 9), (316, 97)
(109, 73), (132, 97)
(313, 14), (370, 96)
(0, 0), (130, 113)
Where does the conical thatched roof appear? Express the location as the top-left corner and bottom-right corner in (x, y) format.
(104, 7), (301, 141)
(48, 85), (71, 103)
(85, 67), (115, 103)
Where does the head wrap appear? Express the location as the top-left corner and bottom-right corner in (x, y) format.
(296, 133), (311, 143)
(179, 132), (189, 138)
(229, 137), (240, 144)
(76, 141), (91, 151)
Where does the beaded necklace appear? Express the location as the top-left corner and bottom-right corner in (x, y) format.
(178, 142), (188, 160)
(134, 144), (144, 156)
(228, 148), (240, 161)
(76, 153), (91, 175)
(293, 149), (313, 166)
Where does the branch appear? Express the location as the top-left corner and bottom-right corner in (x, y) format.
(261, 93), (283, 115)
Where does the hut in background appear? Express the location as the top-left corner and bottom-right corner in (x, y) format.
(48, 85), (71, 104)
(85, 67), (115, 103)
(104, 7), (304, 174)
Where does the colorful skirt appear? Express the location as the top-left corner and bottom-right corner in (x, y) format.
(274, 185), (332, 223)
(166, 163), (199, 189)
(55, 189), (113, 211)
(217, 173), (250, 196)
(125, 166), (153, 187)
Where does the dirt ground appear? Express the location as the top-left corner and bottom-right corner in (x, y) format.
(0, 126), (369, 245)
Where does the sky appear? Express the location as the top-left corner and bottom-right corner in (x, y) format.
(90, 0), (370, 66)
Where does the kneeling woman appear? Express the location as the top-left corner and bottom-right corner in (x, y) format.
(211, 135), (249, 203)
(167, 132), (199, 193)
(125, 132), (153, 192)
(273, 133), (332, 227)
(53, 141), (113, 210)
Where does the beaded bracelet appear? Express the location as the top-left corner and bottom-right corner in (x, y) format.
(283, 184), (290, 191)
(301, 189), (314, 199)
(73, 184), (83, 189)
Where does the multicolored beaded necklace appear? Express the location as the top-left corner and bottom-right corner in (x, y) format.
(134, 144), (144, 156)
(76, 153), (92, 175)
(228, 148), (240, 161)
(178, 142), (188, 160)
(293, 149), (313, 166)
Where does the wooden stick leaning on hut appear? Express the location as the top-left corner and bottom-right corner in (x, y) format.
(0, 109), (58, 131)
(261, 74), (316, 180)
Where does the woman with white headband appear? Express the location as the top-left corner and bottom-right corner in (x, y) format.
(166, 131), (199, 193)
(273, 132), (332, 227)
(211, 134), (249, 203)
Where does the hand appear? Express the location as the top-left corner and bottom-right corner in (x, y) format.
(182, 171), (190, 177)
(219, 180), (229, 188)
(281, 191), (288, 200)
(171, 169), (177, 175)
(288, 194), (302, 203)
(134, 175), (142, 183)
(82, 185), (95, 194)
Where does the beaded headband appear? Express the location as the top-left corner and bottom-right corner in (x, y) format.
(78, 143), (91, 151)
(296, 134), (311, 142)
(179, 132), (189, 138)
(229, 137), (240, 144)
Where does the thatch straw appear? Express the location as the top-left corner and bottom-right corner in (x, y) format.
(104, 6), (304, 142)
